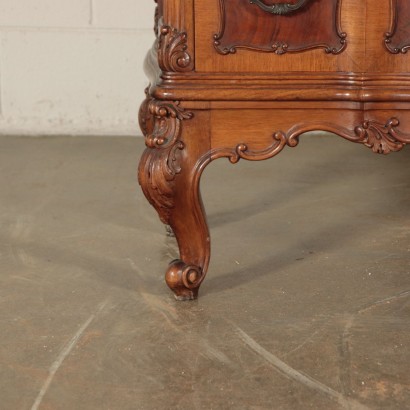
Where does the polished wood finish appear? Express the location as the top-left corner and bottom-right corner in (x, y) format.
(214, 0), (346, 55)
(139, 0), (410, 300)
(385, 0), (410, 54)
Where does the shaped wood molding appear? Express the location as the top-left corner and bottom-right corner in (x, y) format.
(385, 0), (410, 54)
(214, 0), (346, 55)
(285, 118), (410, 155)
(210, 118), (410, 168)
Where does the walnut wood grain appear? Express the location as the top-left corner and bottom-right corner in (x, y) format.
(138, 96), (212, 300)
(139, 0), (410, 300)
(195, 0), (365, 73)
(385, 0), (410, 54)
(214, 0), (346, 56)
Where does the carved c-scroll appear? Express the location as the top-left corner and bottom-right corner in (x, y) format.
(138, 97), (193, 224)
(208, 118), (409, 171)
(157, 25), (194, 72)
(385, 0), (410, 54)
(286, 118), (410, 155)
(209, 131), (288, 164)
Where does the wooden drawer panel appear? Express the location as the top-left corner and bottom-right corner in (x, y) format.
(214, 0), (346, 55)
(194, 0), (365, 73)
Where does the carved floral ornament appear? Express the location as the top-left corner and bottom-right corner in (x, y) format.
(138, 98), (194, 224)
(140, 99), (410, 162)
(209, 118), (410, 167)
(139, 97), (410, 227)
(157, 24), (194, 72)
(140, 98), (410, 168)
(286, 118), (410, 155)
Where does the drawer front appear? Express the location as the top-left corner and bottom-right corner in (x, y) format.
(195, 0), (364, 73)
(214, 0), (346, 55)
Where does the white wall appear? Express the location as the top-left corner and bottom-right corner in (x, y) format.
(0, 0), (156, 136)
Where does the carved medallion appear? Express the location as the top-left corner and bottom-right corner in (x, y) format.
(385, 0), (410, 54)
(214, 0), (346, 55)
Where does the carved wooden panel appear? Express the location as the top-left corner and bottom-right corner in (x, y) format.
(385, 0), (410, 54)
(214, 0), (346, 55)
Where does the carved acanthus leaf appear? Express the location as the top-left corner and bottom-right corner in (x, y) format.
(158, 25), (194, 72)
(286, 118), (410, 155)
(353, 118), (408, 154)
(209, 118), (409, 171)
(138, 98), (193, 223)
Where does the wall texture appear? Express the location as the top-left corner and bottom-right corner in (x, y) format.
(0, 0), (156, 136)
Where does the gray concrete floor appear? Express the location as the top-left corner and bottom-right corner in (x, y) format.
(0, 134), (409, 410)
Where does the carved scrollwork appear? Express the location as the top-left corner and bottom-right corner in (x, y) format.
(210, 137), (278, 164)
(353, 118), (409, 154)
(208, 118), (409, 173)
(384, 0), (410, 54)
(143, 97), (193, 149)
(210, 131), (288, 164)
(157, 25), (194, 72)
(384, 33), (410, 54)
(285, 117), (410, 155)
(166, 260), (204, 300)
(250, 0), (310, 16)
(138, 97), (193, 224)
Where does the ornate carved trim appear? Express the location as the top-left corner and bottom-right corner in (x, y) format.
(351, 118), (409, 154)
(157, 24), (194, 72)
(214, 0), (346, 56)
(209, 132), (288, 163)
(385, 0), (410, 54)
(209, 118), (409, 169)
(286, 118), (410, 155)
(250, 0), (311, 16)
(138, 97), (193, 223)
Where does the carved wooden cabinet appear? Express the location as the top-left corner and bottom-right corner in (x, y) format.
(139, 0), (410, 300)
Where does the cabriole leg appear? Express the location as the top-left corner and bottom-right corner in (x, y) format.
(138, 98), (211, 300)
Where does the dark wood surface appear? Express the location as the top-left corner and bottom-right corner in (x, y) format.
(214, 0), (345, 55)
(139, 0), (410, 300)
